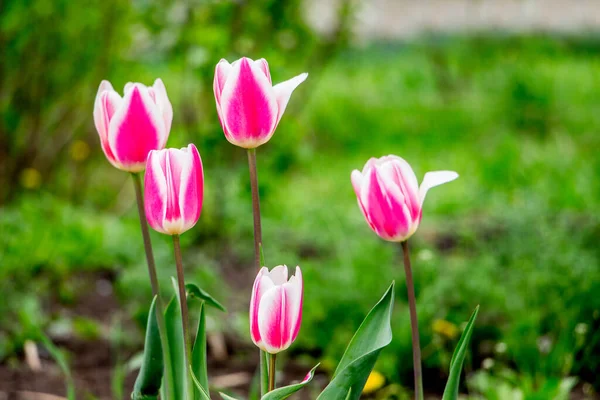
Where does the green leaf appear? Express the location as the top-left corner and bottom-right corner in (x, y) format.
(38, 333), (76, 400)
(259, 243), (266, 267)
(165, 294), (186, 400)
(189, 366), (212, 400)
(442, 306), (480, 400)
(186, 282), (227, 312)
(261, 364), (319, 400)
(191, 302), (209, 399)
(220, 393), (245, 400)
(132, 296), (163, 400)
(344, 389), (352, 400)
(317, 282), (395, 400)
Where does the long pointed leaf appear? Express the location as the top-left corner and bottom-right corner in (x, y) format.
(132, 296), (163, 400)
(259, 243), (266, 267)
(189, 366), (212, 400)
(317, 282), (395, 400)
(38, 333), (76, 400)
(165, 295), (186, 400)
(186, 283), (227, 312)
(192, 302), (209, 399)
(220, 393), (245, 400)
(261, 364), (319, 400)
(442, 306), (480, 400)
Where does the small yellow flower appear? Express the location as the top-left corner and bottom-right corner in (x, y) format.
(433, 319), (459, 339)
(69, 140), (90, 162)
(363, 370), (386, 394)
(20, 168), (42, 189)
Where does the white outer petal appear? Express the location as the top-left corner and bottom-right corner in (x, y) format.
(272, 73), (308, 123)
(419, 171), (459, 204)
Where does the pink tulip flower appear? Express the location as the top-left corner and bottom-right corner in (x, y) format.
(351, 155), (458, 242)
(213, 57), (308, 148)
(93, 79), (172, 172)
(250, 266), (303, 354)
(144, 144), (204, 235)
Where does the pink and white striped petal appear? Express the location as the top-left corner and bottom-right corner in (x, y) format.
(258, 285), (292, 354)
(250, 268), (275, 346)
(176, 144), (203, 233)
(285, 267), (303, 342)
(254, 58), (272, 83)
(144, 150), (169, 234)
(151, 78), (173, 135)
(93, 89), (122, 165)
(108, 84), (165, 172)
(378, 157), (420, 221)
(214, 59), (233, 104)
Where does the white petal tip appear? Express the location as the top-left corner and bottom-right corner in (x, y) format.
(419, 170), (459, 203)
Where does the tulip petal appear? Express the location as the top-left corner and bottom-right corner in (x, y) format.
(219, 58), (278, 146)
(250, 268), (274, 346)
(352, 169), (378, 233)
(361, 166), (411, 241)
(108, 84), (165, 171)
(163, 150), (183, 233)
(124, 82), (134, 94)
(285, 267), (303, 342)
(177, 144), (203, 232)
(144, 150), (169, 234)
(419, 171), (459, 205)
(93, 80), (116, 141)
(351, 170), (363, 196)
(268, 265), (289, 285)
(213, 59), (233, 104)
(379, 157), (420, 221)
(272, 73), (308, 124)
(94, 90), (122, 164)
(152, 78), (173, 135)
(258, 285), (290, 353)
(254, 58), (271, 83)
(94, 80), (114, 105)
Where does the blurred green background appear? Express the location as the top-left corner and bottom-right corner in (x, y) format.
(1, 0), (600, 398)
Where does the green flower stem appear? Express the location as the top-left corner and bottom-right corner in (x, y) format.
(131, 172), (175, 400)
(172, 234), (193, 399)
(401, 240), (424, 400)
(247, 148), (263, 271)
(247, 148), (267, 396)
(268, 353), (277, 392)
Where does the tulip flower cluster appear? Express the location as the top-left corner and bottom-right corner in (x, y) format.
(93, 56), (311, 399)
(92, 52), (473, 400)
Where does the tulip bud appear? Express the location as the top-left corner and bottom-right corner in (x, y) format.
(144, 144), (204, 235)
(351, 155), (458, 242)
(213, 57), (307, 149)
(250, 266), (303, 354)
(93, 79), (173, 172)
